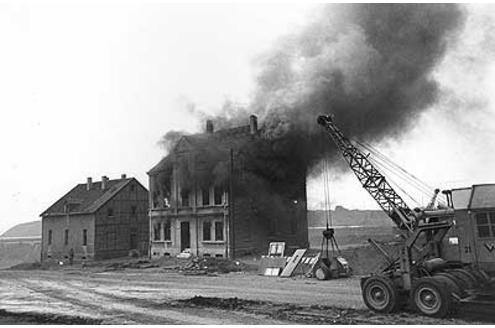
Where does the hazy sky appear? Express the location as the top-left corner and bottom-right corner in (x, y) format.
(1, 3), (495, 234)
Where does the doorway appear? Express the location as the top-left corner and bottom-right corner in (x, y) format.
(180, 221), (191, 251)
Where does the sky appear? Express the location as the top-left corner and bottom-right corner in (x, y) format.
(1, 3), (495, 234)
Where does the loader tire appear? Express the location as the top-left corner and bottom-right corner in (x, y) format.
(411, 277), (452, 318)
(436, 272), (468, 298)
(362, 275), (400, 313)
(466, 267), (490, 286)
(446, 271), (470, 291)
(453, 269), (478, 288)
(433, 273), (462, 299)
(450, 270), (475, 289)
(431, 275), (460, 314)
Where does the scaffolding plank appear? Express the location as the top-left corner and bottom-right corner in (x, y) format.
(280, 249), (307, 277)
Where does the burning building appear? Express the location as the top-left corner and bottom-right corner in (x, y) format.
(148, 4), (466, 259)
(148, 115), (308, 259)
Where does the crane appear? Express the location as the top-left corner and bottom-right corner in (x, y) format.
(317, 115), (418, 233)
(317, 114), (492, 318)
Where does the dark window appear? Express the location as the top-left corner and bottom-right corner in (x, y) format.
(164, 221), (171, 241)
(214, 186), (222, 205)
(181, 189), (189, 207)
(154, 223), (161, 241)
(131, 205), (137, 215)
(152, 191), (160, 208)
(64, 229), (69, 245)
(203, 221), (211, 241)
(215, 221), (223, 241)
(48, 230), (52, 245)
(107, 208), (114, 217)
(476, 212), (493, 238)
(202, 188), (210, 206)
(83, 229), (87, 246)
(130, 184), (135, 192)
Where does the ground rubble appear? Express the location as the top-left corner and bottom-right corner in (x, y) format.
(0, 309), (102, 325)
(1, 258), (493, 324)
(150, 295), (483, 325)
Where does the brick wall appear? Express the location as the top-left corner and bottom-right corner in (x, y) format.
(230, 150), (309, 257)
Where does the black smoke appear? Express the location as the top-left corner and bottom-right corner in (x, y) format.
(159, 4), (466, 178)
(249, 4), (466, 174)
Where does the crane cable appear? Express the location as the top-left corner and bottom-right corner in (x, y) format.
(322, 153), (339, 258)
(323, 158), (333, 227)
(353, 139), (446, 208)
(358, 140), (439, 198)
(356, 140), (434, 196)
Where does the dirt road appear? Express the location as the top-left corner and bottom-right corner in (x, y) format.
(0, 268), (490, 324)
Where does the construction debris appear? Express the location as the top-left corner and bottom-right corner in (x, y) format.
(179, 257), (251, 275)
(267, 242), (286, 257)
(258, 257), (287, 276)
(176, 248), (193, 259)
(280, 249), (307, 277)
(259, 242), (287, 276)
(105, 259), (158, 270)
(175, 296), (484, 325)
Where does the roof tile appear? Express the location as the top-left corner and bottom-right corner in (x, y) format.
(41, 178), (133, 216)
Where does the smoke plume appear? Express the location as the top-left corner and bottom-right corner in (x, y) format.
(157, 4), (467, 191)
(161, 4), (465, 176)
(249, 4), (465, 172)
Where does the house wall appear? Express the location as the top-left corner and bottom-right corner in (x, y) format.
(150, 150), (309, 259)
(230, 156), (309, 257)
(148, 126), (309, 260)
(94, 180), (149, 260)
(41, 213), (95, 262)
(150, 191), (229, 258)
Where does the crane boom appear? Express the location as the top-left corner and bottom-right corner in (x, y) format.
(317, 115), (416, 232)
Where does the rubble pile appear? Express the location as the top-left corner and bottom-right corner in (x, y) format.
(177, 296), (471, 325)
(179, 257), (251, 275)
(105, 259), (158, 270)
(8, 262), (45, 270)
(0, 309), (102, 325)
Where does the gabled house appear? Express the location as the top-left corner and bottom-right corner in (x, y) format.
(40, 175), (149, 262)
(148, 115), (308, 259)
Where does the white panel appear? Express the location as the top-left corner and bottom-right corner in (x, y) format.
(451, 187), (472, 209)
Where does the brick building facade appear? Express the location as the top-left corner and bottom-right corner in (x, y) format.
(40, 175), (149, 262)
(148, 115), (308, 259)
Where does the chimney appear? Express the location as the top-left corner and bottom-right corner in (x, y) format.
(86, 177), (93, 191)
(101, 176), (108, 190)
(206, 120), (214, 133)
(121, 174), (127, 179)
(249, 115), (258, 135)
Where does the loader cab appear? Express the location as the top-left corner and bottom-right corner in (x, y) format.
(442, 185), (495, 276)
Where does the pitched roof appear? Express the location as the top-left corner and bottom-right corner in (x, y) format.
(41, 177), (137, 217)
(148, 124), (260, 175)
